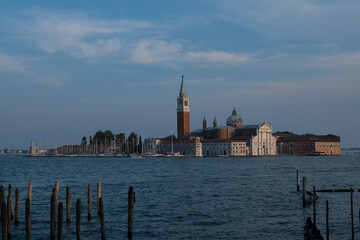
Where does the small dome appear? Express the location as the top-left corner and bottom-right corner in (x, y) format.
(226, 108), (243, 127)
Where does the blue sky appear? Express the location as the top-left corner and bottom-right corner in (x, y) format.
(0, 0), (359, 149)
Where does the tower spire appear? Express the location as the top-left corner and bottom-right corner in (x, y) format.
(177, 75), (190, 139)
(179, 75), (186, 97)
(203, 116), (207, 132)
(232, 107), (237, 116)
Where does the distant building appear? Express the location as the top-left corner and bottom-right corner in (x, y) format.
(156, 77), (277, 157)
(57, 143), (120, 155)
(275, 132), (341, 156)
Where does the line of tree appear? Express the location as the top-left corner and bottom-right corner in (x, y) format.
(80, 130), (143, 154)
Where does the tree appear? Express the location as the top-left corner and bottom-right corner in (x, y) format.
(115, 133), (126, 153)
(104, 130), (114, 146)
(81, 136), (87, 146)
(94, 130), (105, 145)
(89, 136), (93, 145)
(138, 135), (143, 154)
(127, 132), (138, 154)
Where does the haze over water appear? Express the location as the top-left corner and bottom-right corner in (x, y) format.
(1, 154), (359, 239)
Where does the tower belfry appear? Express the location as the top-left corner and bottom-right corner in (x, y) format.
(177, 75), (190, 139)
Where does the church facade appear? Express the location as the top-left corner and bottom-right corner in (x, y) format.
(154, 77), (277, 157)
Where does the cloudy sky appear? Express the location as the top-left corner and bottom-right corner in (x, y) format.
(1, 0), (359, 149)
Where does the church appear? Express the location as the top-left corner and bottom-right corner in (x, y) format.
(153, 77), (277, 157)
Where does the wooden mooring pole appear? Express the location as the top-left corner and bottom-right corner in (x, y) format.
(297, 170), (300, 192)
(0, 186), (5, 221)
(313, 185), (316, 226)
(50, 193), (56, 240)
(128, 186), (135, 239)
(76, 199), (81, 240)
(326, 200), (329, 240)
(99, 197), (105, 240)
(302, 177), (306, 208)
(26, 198), (31, 240)
(66, 187), (71, 223)
(88, 184), (91, 220)
(351, 188), (354, 240)
(0, 185), (3, 221)
(8, 184), (13, 220)
(7, 195), (11, 238)
(15, 188), (19, 225)
(58, 203), (63, 240)
(1, 202), (8, 240)
(28, 180), (33, 206)
(54, 182), (59, 223)
(97, 182), (101, 217)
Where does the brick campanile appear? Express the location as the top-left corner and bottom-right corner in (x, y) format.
(177, 75), (190, 139)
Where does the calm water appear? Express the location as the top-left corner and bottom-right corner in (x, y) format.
(0, 154), (360, 239)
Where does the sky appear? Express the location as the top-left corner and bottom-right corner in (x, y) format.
(0, 0), (359, 149)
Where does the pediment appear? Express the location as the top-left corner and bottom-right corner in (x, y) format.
(260, 123), (272, 130)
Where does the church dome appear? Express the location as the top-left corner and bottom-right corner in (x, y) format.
(226, 108), (243, 127)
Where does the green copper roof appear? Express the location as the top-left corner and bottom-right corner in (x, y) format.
(179, 75), (186, 96)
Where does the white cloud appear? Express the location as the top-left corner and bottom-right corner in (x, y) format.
(11, 9), (255, 65)
(129, 39), (182, 64)
(216, 0), (360, 40)
(128, 39), (252, 65)
(185, 51), (251, 64)
(0, 52), (27, 72)
(13, 9), (152, 59)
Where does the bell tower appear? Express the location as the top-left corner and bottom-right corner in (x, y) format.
(177, 75), (190, 139)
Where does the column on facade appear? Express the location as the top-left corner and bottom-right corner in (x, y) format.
(266, 131), (268, 155)
(257, 129), (260, 156)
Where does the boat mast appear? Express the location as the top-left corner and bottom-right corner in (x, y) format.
(171, 130), (174, 154)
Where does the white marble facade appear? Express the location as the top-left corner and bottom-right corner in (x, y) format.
(249, 123), (277, 156)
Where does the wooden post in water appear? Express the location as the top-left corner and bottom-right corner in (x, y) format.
(50, 193), (56, 240)
(0, 186), (5, 221)
(54, 182), (59, 224)
(326, 200), (329, 240)
(88, 184), (91, 220)
(66, 187), (71, 223)
(58, 203), (63, 240)
(76, 199), (81, 240)
(297, 170), (300, 192)
(351, 188), (354, 240)
(313, 185), (316, 226)
(302, 177), (306, 208)
(0, 185), (3, 221)
(0, 185), (2, 221)
(97, 182), (101, 217)
(15, 188), (19, 225)
(99, 197), (105, 240)
(8, 184), (13, 220)
(2, 202), (8, 240)
(26, 198), (31, 240)
(7, 195), (11, 238)
(28, 180), (33, 206)
(127, 186), (135, 239)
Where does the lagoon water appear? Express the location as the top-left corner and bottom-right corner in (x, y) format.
(1, 154), (360, 239)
